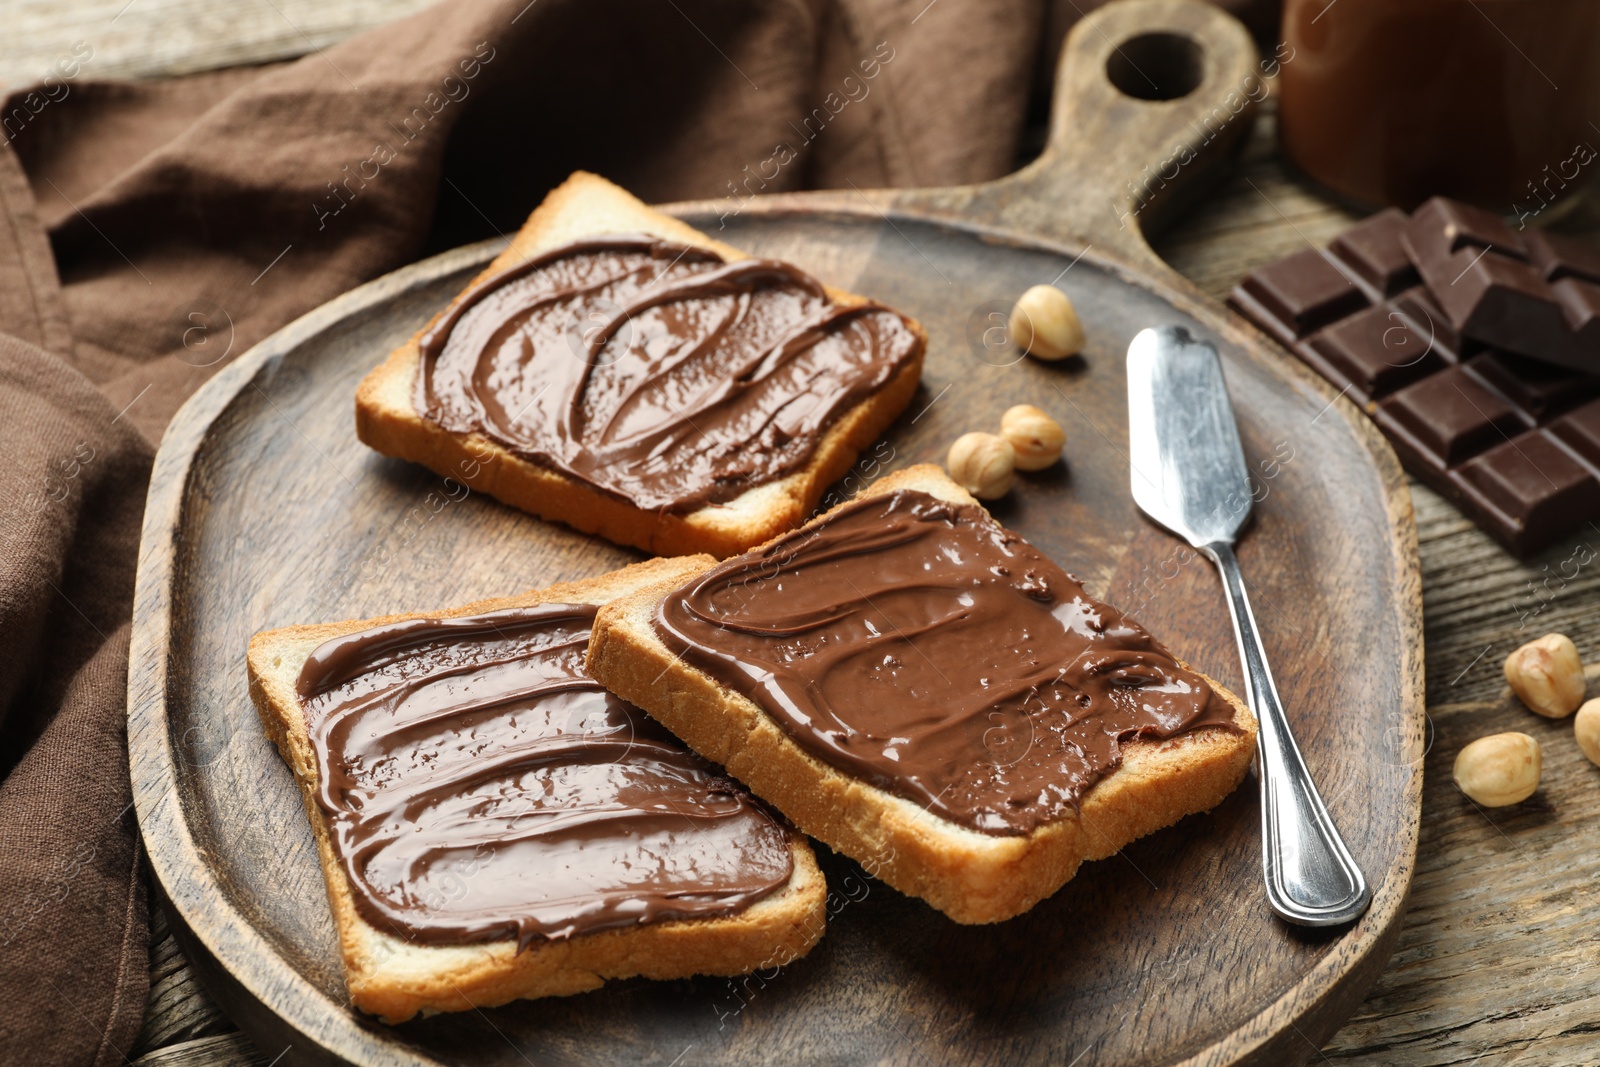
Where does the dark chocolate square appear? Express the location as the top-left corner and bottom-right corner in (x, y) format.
(1390, 288), (1472, 360)
(1528, 230), (1600, 286)
(1552, 277), (1600, 334)
(1467, 251), (1553, 309)
(1420, 197), (1529, 260)
(1375, 366), (1524, 466)
(1238, 248), (1368, 340)
(1459, 433), (1600, 540)
(1309, 302), (1447, 399)
(1465, 351), (1600, 420)
(1550, 398), (1600, 468)
(1329, 208), (1420, 296)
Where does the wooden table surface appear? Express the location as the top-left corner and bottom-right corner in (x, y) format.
(13, 3), (1598, 1065)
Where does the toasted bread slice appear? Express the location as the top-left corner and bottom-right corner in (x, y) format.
(246, 558), (827, 1024)
(587, 466), (1258, 925)
(355, 171), (925, 558)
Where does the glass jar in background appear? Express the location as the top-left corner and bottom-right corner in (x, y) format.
(1278, 0), (1600, 221)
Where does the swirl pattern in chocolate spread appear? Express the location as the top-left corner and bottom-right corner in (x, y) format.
(295, 603), (794, 948)
(653, 491), (1240, 835)
(415, 234), (922, 512)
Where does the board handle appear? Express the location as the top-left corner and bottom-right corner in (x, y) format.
(895, 0), (1263, 275)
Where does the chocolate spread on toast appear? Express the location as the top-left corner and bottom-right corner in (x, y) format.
(416, 234), (921, 513)
(653, 490), (1240, 835)
(295, 602), (793, 948)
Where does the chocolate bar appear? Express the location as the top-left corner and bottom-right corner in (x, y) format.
(1229, 209), (1600, 556)
(1403, 198), (1600, 372)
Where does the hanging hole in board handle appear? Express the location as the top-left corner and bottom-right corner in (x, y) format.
(1105, 32), (1206, 101)
(890, 0), (1260, 261)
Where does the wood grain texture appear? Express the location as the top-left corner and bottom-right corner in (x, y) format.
(135, 904), (235, 1057)
(0, 0), (436, 88)
(126, 3), (1425, 1065)
(133, 1032), (277, 1067)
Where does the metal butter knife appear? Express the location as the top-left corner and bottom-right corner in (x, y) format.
(1126, 325), (1371, 927)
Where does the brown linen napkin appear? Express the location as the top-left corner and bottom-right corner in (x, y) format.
(0, 142), (155, 1067)
(0, 0), (1050, 1060)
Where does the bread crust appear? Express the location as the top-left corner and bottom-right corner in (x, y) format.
(246, 558), (828, 1023)
(354, 171), (926, 558)
(587, 466), (1259, 924)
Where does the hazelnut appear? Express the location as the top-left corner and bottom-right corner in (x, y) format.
(1503, 633), (1586, 718)
(1010, 284), (1084, 361)
(946, 432), (1015, 500)
(1452, 732), (1541, 807)
(1000, 405), (1065, 471)
(1576, 699), (1600, 767)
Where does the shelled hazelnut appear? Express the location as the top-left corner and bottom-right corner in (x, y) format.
(1452, 732), (1541, 807)
(1000, 405), (1065, 471)
(1009, 285), (1084, 361)
(1575, 699), (1600, 768)
(946, 432), (1014, 499)
(1503, 633), (1586, 718)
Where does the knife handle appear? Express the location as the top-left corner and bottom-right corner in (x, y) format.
(1202, 541), (1372, 927)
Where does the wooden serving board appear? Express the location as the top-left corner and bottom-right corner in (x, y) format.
(128, 2), (1425, 1064)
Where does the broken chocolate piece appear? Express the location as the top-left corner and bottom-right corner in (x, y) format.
(1230, 211), (1600, 556)
(1402, 198), (1600, 372)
